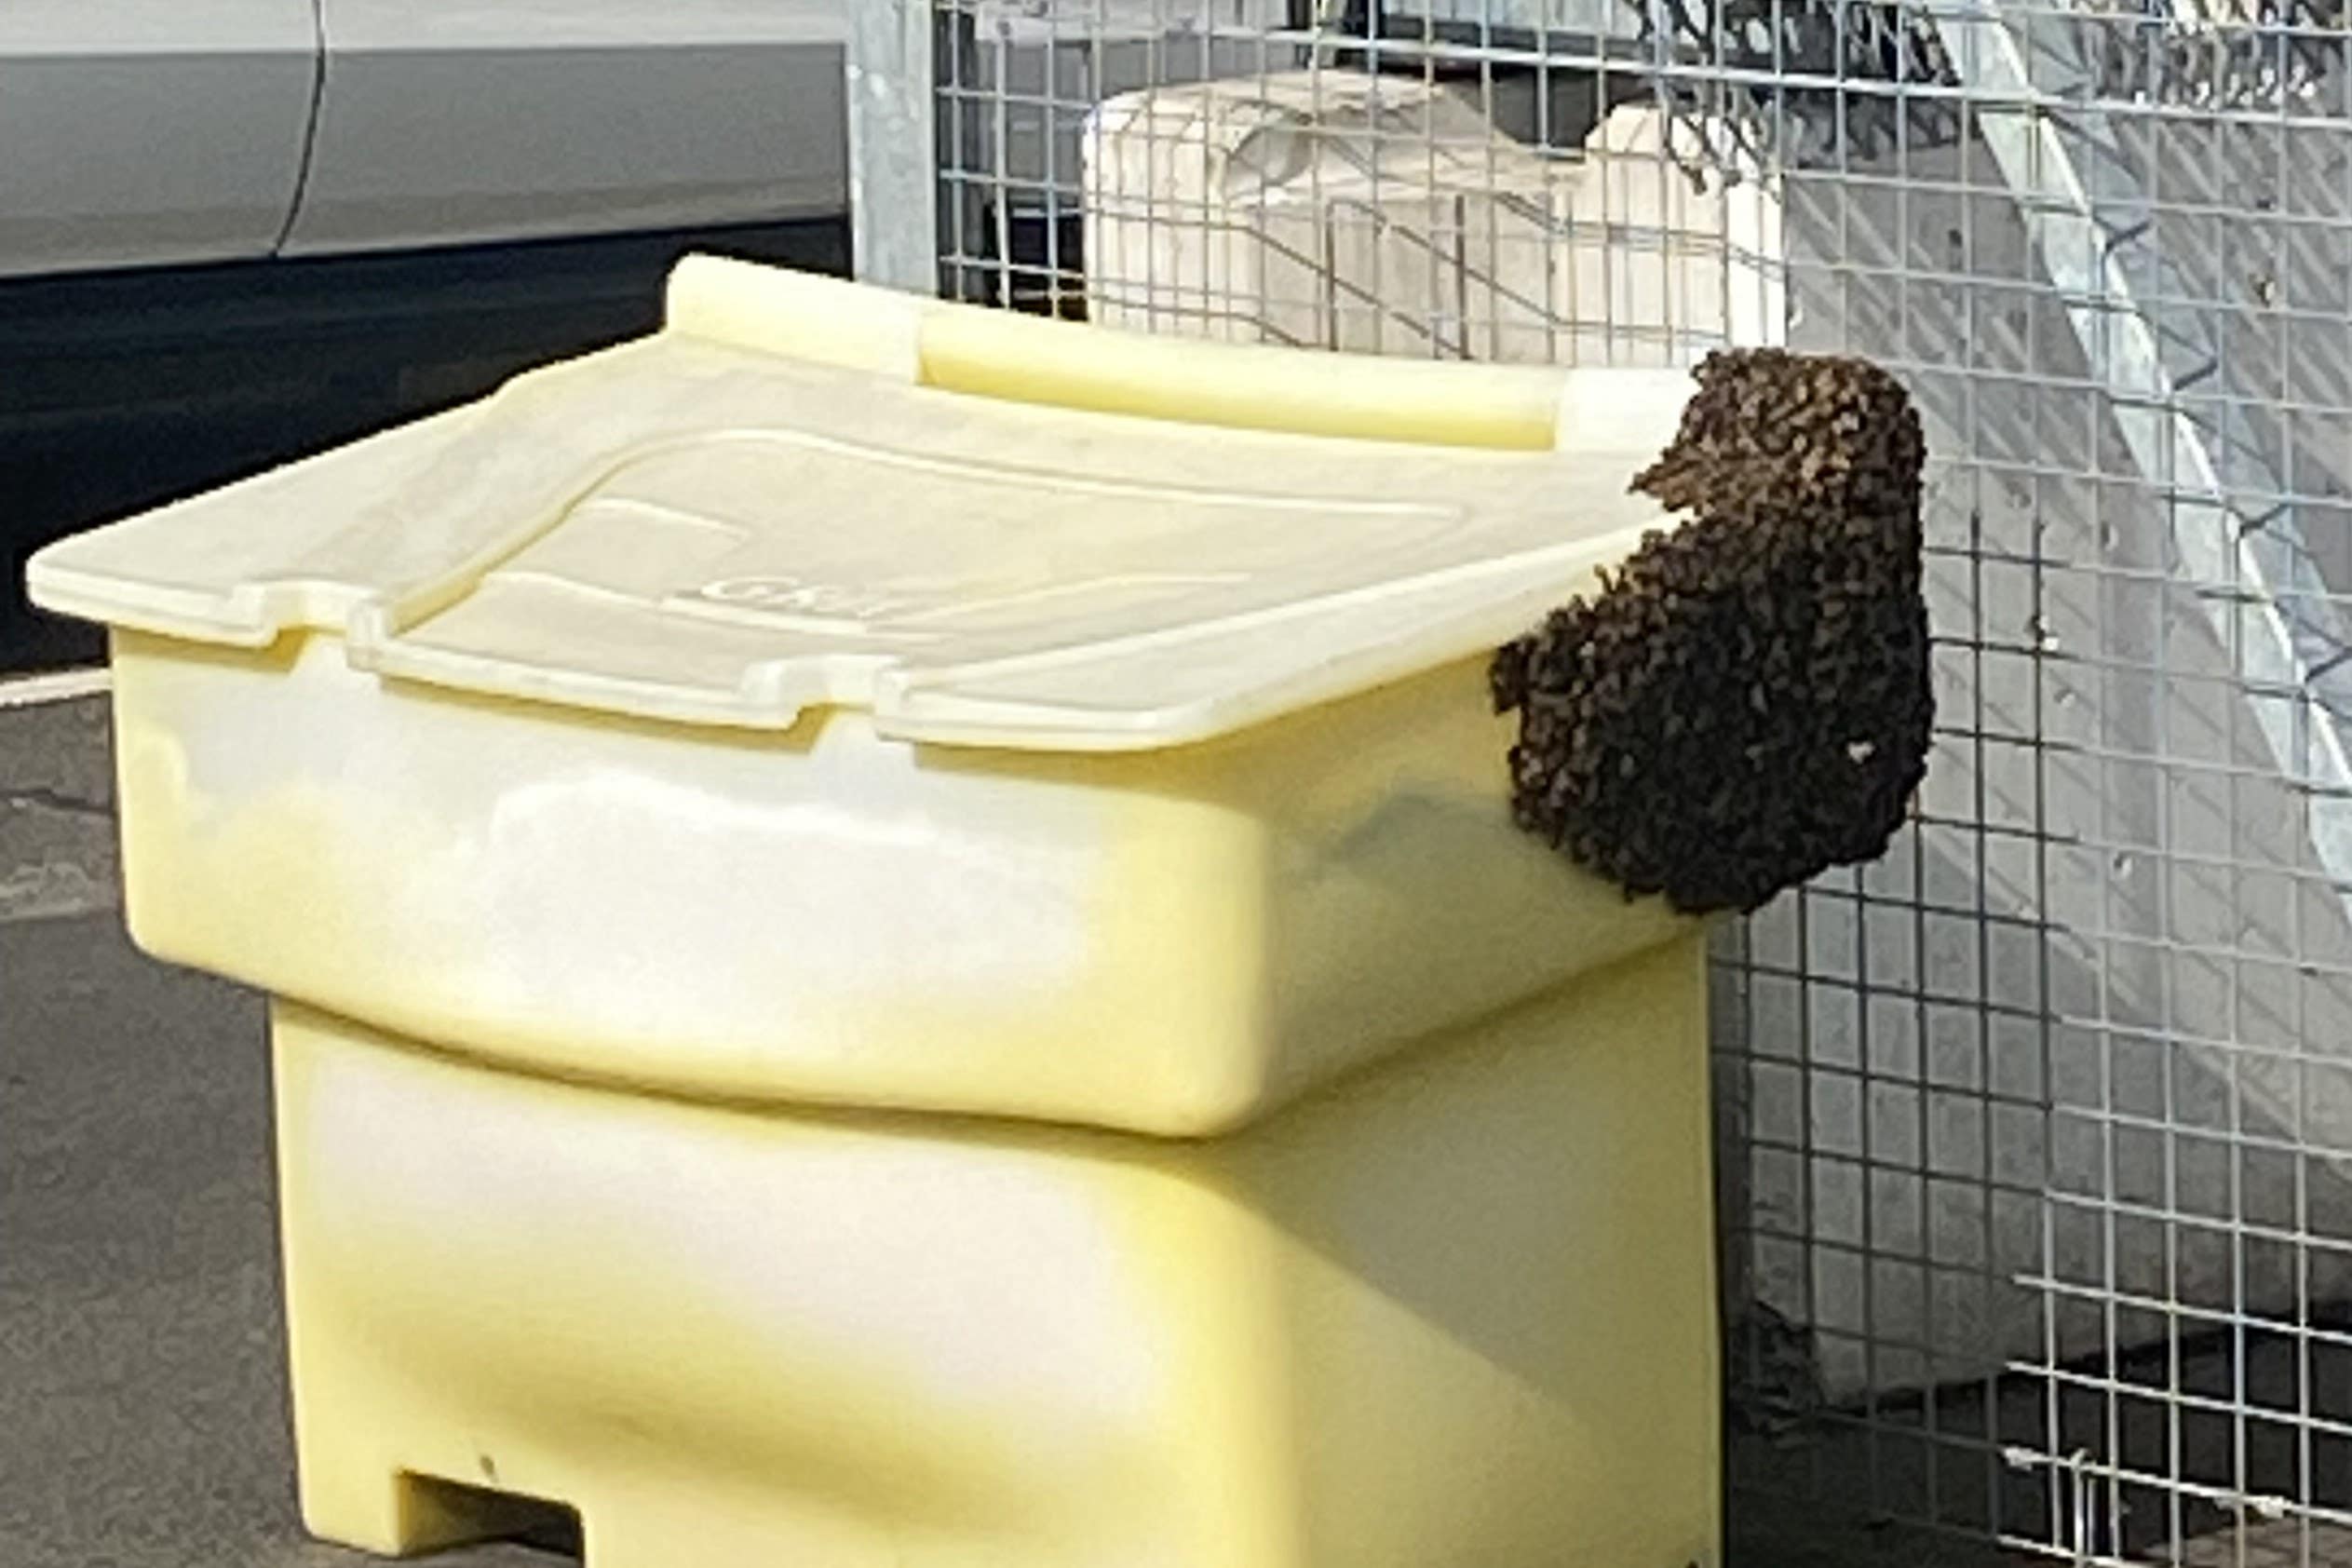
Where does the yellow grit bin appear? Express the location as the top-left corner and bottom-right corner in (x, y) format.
(28, 257), (1722, 1568)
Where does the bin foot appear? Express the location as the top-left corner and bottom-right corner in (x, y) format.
(297, 1461), (896, 1568)
(294, 1459), (562, 1559)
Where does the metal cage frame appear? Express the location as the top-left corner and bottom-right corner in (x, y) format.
(841, 7), (2352, 1560)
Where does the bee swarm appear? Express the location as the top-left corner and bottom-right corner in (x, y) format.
(1493, 348), (1934, 915)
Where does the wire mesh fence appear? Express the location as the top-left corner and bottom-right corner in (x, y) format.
(890, 2), (2352, 1561)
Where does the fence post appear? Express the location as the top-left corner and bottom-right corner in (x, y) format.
(846, 0), (938, 291)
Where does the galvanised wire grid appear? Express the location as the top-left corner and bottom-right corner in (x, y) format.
(868, 1), (2352, 1560)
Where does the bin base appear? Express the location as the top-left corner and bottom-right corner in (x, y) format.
(270, 933), (1720, 1568)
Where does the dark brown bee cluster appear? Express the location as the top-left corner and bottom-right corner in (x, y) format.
(1493, 348), (1933, 915)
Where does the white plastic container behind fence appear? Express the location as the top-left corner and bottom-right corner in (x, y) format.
(1083, 76), (1783, 363)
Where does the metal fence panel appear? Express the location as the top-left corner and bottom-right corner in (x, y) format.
(847, 5), (2352, 1559)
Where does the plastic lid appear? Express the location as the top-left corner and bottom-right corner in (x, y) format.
(28, 259), (1692, 751)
